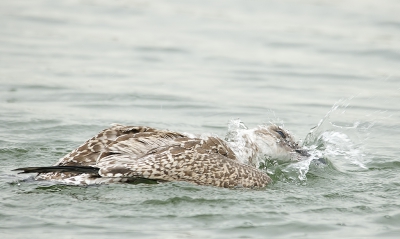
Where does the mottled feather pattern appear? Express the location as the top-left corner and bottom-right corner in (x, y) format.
(56, 125), (183, 166)
(99, 150), (271, 188)
(22, 123), (304, 188)
(106, 131), (186, 157)
(97, 137), (270, 188)
(37, 125), (186, 182)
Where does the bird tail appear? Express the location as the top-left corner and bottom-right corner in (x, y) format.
(12, 166), (100, 175)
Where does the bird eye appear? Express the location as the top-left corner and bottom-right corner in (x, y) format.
(276, 130), (286, 138)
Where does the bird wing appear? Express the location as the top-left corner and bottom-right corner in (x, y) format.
(96, 137), (270, 188)
(54, 124), (185, 167)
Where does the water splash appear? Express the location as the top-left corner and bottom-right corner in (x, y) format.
(248, 98), (380, 183)
(279, 98), (374, 183)
(225, 118), (308, 181)
(216, 99), (379, 183)
(304, 98), (371, 167)
(225, 119), (252, 165)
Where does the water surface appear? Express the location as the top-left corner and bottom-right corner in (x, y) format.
(1, 0), (400, 238)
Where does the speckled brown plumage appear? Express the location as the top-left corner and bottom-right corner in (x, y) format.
(97, 136), (271, 188)
(14, 123), (306, 188)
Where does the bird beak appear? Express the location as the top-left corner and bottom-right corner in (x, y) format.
(295, 149), (310, 157)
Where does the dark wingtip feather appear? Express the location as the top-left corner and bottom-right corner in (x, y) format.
(12, 166), (100, 175)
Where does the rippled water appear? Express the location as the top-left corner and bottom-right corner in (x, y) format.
(1, 0), (400, 238)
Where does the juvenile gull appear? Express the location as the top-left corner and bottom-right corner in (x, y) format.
(13, 123), (308, 188)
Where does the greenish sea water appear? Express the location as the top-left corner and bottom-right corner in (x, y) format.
(1, 0), (400, 238)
